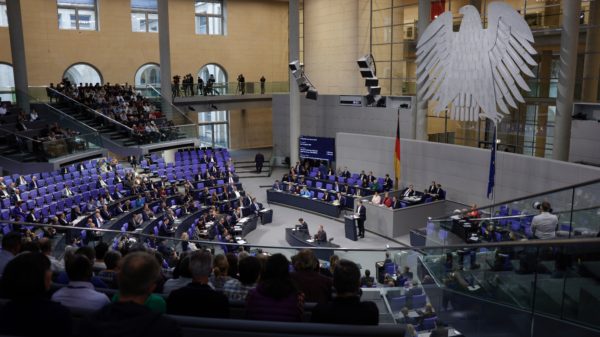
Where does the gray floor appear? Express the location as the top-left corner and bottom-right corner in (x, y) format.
(238, 167), (413, 270)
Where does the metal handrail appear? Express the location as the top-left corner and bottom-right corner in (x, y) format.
(147, 85), (196, 125)
(4, 220), (600, 252)
(47, 88), (134, 132)
(43, 102), (98, 133)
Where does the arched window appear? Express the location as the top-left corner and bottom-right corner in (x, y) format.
(0, 63), (14, 102)
(63, 63), (102, 86)
(134, 63), (160, 87)
(197, 63), (227, 84)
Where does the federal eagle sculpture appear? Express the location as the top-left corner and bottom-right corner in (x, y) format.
(416, 2), (537, 123)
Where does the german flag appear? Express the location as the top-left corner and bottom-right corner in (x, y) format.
(394, 109), (401, 189)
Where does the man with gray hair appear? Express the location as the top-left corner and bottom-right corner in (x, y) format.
(167, 250), (229, 318)
(83, 252), (181, 337)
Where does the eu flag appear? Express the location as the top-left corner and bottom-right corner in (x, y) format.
(487, 128), (496, 199)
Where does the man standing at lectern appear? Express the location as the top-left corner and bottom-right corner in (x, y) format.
(356, 201), (366, 239)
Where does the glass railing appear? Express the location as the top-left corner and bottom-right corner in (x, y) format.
(2, 219), (600, 335)
(170, 81), (289, 98)
(416, 178), (600, 250)
(0, 126), (101, 160)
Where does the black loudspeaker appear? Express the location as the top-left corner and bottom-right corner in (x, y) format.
(368, 86), (381, 96)
(289, 61), (300, 71)
(360, 69), (374, 78)
(365, 78), (379, 87)
(306, 88), (318, 100)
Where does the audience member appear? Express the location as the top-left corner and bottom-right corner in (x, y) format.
(167, 250), (229, 318)
(0, 232), (22, 276)
(246, 253), (303, 322)
(291, 249), (333, 304)
(360, 269), (375, 288)
(83, 252), (181, 337)
(51, 254), (110, 310)
(223, 255), (261, 302)
(209, 254), (232, 292)
(0, 252), (72, 337)
(531, 201), (558, 240)
(311, 259), (379, 325)
(97, 250), (122, 289)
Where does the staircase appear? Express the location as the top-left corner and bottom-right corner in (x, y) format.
(50, 103), (188, 150)
(233, 160), (272, 178)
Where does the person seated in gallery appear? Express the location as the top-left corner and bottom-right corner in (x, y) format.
(401, 184), (416, 198)
(383, 174), (393, 191)
(314, 225), (328, 243)
(371, 191), (381, 205)
(300, 186), (311, 198)
(321, 191), (331, 202)
(382, 192), (393, 208)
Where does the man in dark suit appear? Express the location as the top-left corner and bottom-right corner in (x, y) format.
(254, 152), (265, 173)
(76, 163), (86, 172)
(392, 196), (402, 209)
(28, 176), (39, 190)
(314, 225), (327, 243)
(250, 197), (263, 215)
(0, 186), (10, 200)
(11, 189), (23, 204)
(383, 174), (393, 191)
(272, 180), (282, 191)
(167, 250), (229, 318)
(402, 184), (416, 198)
(356, 201), (366, 238)
(25, 209), (40, 223)
(296, 218), (309, 235)
(341, 167), (351, 179)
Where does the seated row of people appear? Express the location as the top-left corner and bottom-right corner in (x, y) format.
(0, 246), (382, 337)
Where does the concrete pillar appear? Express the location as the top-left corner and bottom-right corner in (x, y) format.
(157, 0), (172, 117)
(415, 0), (431, 141)
(6, 0), (29, 113)
(289, 0), (301, 166)
(553, 0), (581, 161)
(582, 0), (600, 102)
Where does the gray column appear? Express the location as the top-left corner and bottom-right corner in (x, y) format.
(553, 0), (581, 161)
(415, 0), (431, 140)
(582, 0), (600, 102)
(289, 0), (300, 167)
(6, 0), (29, 113)
(157, 0), (172, 117)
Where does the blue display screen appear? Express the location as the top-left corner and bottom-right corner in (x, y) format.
(299, 136), (335, 162)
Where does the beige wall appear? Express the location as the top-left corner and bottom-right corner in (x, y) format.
(229, 108), (272, 150)
(303, 0), (364, 95)
(0, 0), (289, 86)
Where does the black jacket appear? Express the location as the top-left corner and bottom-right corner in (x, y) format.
(167, 283), (229, 318)
(82, 301), (181, 337)
(311, 296), (378, 325)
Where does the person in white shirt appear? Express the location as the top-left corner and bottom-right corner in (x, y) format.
(51, 254), (110, 311)
(371, 191), (381, 205)
(0, 103), (7, 116)
(531, 201), (558, 240)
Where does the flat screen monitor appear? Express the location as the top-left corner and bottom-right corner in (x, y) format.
(299, 136), (335, 162)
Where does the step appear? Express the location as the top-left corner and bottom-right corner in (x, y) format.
(235, 172), (272, 179)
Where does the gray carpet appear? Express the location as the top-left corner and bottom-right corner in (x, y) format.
(239, 167), (414, 271)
